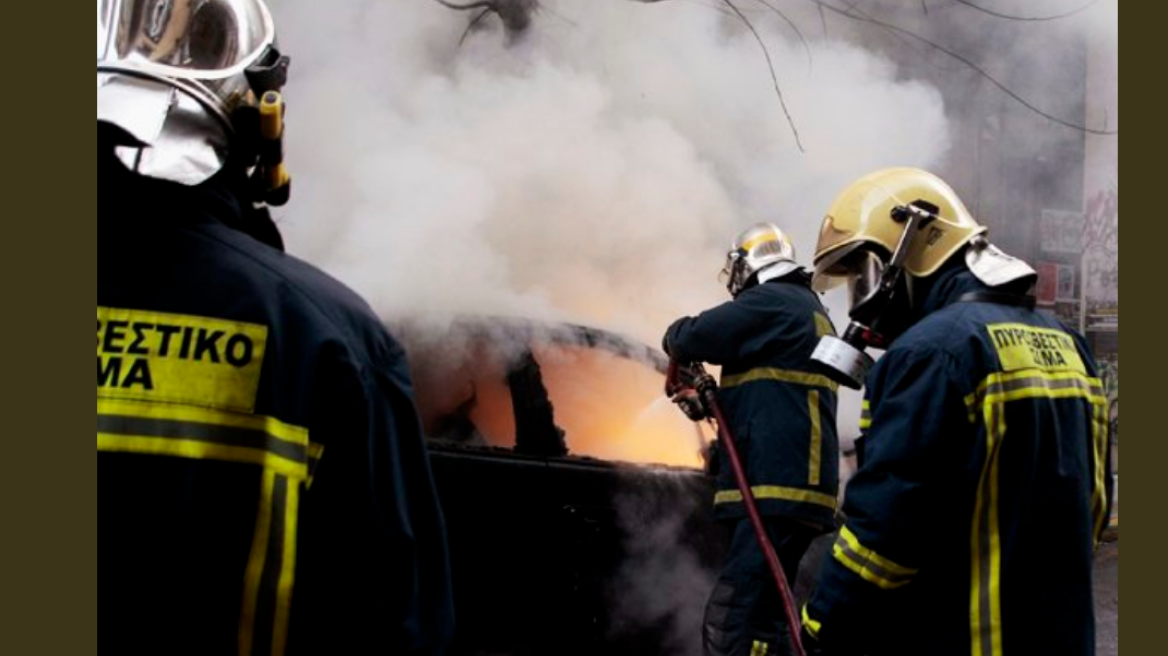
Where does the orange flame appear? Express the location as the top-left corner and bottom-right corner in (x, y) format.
(534, 345), (708, 468)
(412, 340), (708, 468)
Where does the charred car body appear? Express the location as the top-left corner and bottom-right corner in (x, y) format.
(396, 317), (833, 655)
(396, 317), (721, 654)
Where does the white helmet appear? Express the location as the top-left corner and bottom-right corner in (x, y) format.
(97, 0), (288, 186)
(718, 222), (800, 297)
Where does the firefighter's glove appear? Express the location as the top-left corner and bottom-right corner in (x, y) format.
(671, 389), (710, 422)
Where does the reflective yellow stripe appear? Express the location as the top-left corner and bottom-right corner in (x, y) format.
(988, 386), (1106, 405)
(98, 397), (309, 656)
(963, 391), (978, 424)
(860, 398), (872, 430)
(742, 232), (779, 252)
(98, 398), (308, 446)
(721, 367), (839, 392)
(239, 471), (299, 656)
(751, 640), (769, 656)
(988, 403), (1005, 656)
(240, 469), (276, 656)
(972, 370), (1105, 404)
(815, 312), (834, 338)
(975, 368), (1104, 393)
(840, 526), (915, 575)
(968, 370), (1106, 424)
(306, 442), (325, 488)
(714, 485), (837, 510)
(964, 369), (1104, 656)
(307, 442), (325, 460)
(831, 526), (917, 590)
(801, 604), (822, 639)
(1091, 400), (1109, 544)
(970, 399), (1005, 656)
(808, 390), (822, 486)
(97, 398), (319, 482)
(271, 481), (299, 656)
(97, 433), (309, 481)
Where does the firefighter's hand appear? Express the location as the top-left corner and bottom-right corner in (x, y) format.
(671, 389), (709, 421)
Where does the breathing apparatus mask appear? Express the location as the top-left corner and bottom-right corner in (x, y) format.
(809, 202), (939, 389)
(97, 0), (292, 206)
(807, 168), (1037, 390)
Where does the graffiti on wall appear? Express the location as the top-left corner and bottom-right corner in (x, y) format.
(1083, 184), (1118, 444)
(1083, 185), (1119, 311)
(1099, 357), (1119, 401)
(1099, 356), (1119, 445)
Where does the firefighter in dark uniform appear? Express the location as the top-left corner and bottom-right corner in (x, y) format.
(800, 168), (1110, 656)
(663, 223), (840, 656)
(97, 2), (453, 654)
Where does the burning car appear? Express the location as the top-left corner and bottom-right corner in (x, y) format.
(395, 316), (725, 655)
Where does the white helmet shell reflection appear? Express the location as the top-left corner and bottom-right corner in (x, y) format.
(719, 222), (799, 297)
(97, 0), (280, 185)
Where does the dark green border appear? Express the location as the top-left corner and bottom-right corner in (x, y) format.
(20, 1), (97, 654)
(1117, 0), (1140, 650)
(76, 4), (1131, 656)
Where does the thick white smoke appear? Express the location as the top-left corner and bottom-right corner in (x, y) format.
(270, 0), (954, 439)
(608, 477), (717, 656)
(271, 0), (948, 335)
(261, 0), (1116, 650)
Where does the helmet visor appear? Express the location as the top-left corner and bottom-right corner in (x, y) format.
(812, 243), (886, 310)
(717, 250), (740, 286)
(812, 241), (862, 292)
(98, 0), (276, 81)
(845, 250), (886, 310)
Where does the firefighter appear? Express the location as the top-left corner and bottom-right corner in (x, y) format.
(663, 223), (841, 656)
(800, 168), (1110, 656)
(97, 2), (453, 654)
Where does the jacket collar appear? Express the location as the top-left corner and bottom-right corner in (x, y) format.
(100, 144), (284, 250)
(915, 261), (1033, 320)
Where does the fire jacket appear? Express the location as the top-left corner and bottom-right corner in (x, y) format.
(663, 275), (840, 530)
(97, 160), (454, 656)
(802, 267), (1110, 656)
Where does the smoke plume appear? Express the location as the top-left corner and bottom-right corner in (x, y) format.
(271, 0), (953, 327)
(269, 0), (1116, 448)
(263, 0), (1118, 647)
(269, 0), (962, 438)
(608, 474), (718, 656)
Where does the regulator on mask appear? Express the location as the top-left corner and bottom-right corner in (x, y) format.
(810, 202), (939, 389)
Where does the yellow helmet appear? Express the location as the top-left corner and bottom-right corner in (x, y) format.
(812, 168), (987, 291)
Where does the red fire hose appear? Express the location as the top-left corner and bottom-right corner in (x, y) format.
(669, 362), (806, 656)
